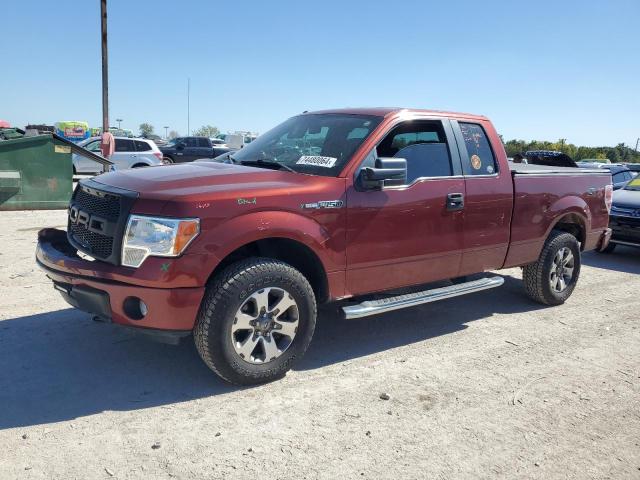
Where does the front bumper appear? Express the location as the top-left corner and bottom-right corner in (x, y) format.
(609, 214), (640, 248)
(36, 228), (205, 334)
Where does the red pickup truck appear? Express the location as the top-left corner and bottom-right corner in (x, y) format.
(37, 108), (613, 385)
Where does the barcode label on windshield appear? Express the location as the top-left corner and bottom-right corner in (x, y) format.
(296, 156), (337, 168)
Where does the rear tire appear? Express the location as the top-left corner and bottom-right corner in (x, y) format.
(162, 156), (174, 164)
(523, 231), (581, 306)
(194, 258), (317, 385)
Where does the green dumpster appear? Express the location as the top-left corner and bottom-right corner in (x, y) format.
(0, 133), (74, 210)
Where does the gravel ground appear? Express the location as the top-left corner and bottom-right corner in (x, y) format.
(0, 209), (638, 479)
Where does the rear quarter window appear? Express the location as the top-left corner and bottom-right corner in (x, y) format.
(134, 140), (152, 151)
(459, 123), (497, 176)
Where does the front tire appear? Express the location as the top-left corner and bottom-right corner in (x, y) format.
(194, 258), (317, 385)
(523, 231), (581, 305)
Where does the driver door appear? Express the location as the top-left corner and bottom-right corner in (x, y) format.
(345, 119), (465, 296)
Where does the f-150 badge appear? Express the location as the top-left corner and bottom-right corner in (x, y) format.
(301, 200), (344, 210)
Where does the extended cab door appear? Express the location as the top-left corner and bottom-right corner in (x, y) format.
(345, 119), (465, 296)
(450, 120), (514, 275)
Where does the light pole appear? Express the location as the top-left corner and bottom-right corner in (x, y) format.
(116, 118), (122, 129)
(164, 126), (169, 139)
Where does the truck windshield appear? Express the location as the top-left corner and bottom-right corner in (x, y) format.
(227, 114), (382, 176)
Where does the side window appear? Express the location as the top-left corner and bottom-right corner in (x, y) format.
(197, 137), (210, 148)
(184, 138), (198, 147)
(376, 121), (453, 184)
(459, 122), (497, 176)
(134, 140), (151, 152)
(115, 139), (135, 152)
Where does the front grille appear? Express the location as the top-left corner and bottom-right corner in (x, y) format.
(69, 222), (114, 258)
(74, 187), (121, 220)
(67, 180), (137, 265)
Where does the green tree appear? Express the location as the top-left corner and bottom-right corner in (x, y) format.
(139, 123), (154, 137)
(192, 125), (220, 138)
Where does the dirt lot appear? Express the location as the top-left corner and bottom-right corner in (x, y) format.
(0, 209), (638, 479)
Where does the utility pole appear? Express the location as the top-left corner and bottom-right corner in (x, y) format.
(635, 137), (639, 152)
(101, 0), (109, 135)
(100, 0), (111, 172)
(187, 77), (190, 136)
(116, 118), (122, 129)
(164, 126), (169, 139)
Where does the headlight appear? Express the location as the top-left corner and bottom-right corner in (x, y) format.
(122, 215), (200, 268)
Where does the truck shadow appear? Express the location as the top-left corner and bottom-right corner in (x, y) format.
(0, 275), (543, 429)
(581, 248), (640, 275)
(297, 274), (543, 370)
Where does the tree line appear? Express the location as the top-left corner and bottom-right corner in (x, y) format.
(502, 138), (640, 163)
(138, 123), (219, 140)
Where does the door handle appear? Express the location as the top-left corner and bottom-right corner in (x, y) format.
(446, 193), (464, 211)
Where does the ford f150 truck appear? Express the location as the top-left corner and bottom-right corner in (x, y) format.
(36, 108), (613, 385)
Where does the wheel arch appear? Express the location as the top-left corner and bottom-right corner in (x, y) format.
(547, 211), (588, 249)
(206, 236), (330, 303)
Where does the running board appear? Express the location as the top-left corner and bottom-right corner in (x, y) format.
(342, 276), (504, 319)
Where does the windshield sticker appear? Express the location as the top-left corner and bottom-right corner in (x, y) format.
(470, 154), (482, 170)
(486, 164), (495, 174)
(296, 156), (337, 168)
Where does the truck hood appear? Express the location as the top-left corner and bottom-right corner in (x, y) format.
(92, 162), (322, 201)
(612, 188), (640, 208)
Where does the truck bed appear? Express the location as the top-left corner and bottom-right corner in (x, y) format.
(509, 163), (603, 175)
(504, 163), (611, 268)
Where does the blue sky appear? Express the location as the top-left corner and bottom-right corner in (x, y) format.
(2, 0), (639, 146)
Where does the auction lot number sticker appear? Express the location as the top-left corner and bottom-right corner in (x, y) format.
(296, 156), (337, 168)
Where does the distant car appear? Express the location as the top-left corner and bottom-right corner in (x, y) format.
(577, 163), (636, 190)
(599, 175), (640, 253)
(524, 150), (577, 168)
(623, 163), (640, 173)
(73, 137), (164, 174)
(160, 136), (231, 163)
(210, 138), (228, 147)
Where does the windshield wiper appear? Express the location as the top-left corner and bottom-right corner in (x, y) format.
(240, 158), (296, 173)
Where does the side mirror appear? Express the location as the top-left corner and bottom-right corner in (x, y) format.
(359, 157), (407, 190)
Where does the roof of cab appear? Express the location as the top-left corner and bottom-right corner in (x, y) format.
(303, 107), (488, 121)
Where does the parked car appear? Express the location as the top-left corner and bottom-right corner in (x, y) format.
(160, 136), (231, 163)
(623, 163), (640, 173)
(524, 150), (577, 168)
(577, 162), (635, 190)
(73, 137), (163, 173)
(210, 138), (227, 147)
(37, 108), (612, 385)
(599, 175), (640, 253)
